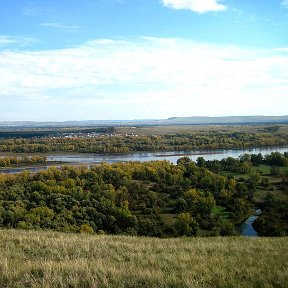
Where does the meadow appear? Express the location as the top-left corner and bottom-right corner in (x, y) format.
(0, 229), (287, 288)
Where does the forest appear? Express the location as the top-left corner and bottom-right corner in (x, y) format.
(0, 125), (288, 153)
(0, 151), (287, 237)
(0, 155), (47, 167)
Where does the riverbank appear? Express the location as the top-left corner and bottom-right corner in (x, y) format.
(1, 124), (288, 155)
(0, 162), (86, 174)
(1, 146), (287, 174)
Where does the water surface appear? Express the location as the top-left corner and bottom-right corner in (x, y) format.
(236, 209), (262, 237)
(1, 146), (287, 174)
(46, 146), (288, 165)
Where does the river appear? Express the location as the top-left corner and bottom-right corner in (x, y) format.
(236, 209), (262, 237)
(47, 146), (288, 164)
(0, 146), (287, 174)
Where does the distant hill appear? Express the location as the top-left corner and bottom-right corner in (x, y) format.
(0, 115), (288, 129)
(0, 119), (164, 129)
(166, 115), (288, 125)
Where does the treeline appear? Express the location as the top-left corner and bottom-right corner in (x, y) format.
(0, 130), (287, 153)
(0, 156), (47, 167)
(197, 151), (288, 174)
(253, 191), (288, 237)
(0, 127), (114, 139)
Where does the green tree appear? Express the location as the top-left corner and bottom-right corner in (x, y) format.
(175, 212), (198, 236)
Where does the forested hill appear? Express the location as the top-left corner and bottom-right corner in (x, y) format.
(166, 115), (288, 125)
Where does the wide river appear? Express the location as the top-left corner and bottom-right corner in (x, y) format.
(1, 146), (288, 174)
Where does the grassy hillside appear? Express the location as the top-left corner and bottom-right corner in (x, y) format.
(0, 229), (287, 288)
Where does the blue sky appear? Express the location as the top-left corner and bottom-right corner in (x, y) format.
(0, 0), (288, 121)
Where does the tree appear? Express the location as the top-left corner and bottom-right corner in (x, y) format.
(250, 153), (263, 166)
(196, 157), (206, 168)
(80, 223), (94, 234)
(270, 166), (280, 176)
(247, 172), (261, 192)
(183, 189), (215, 217)
(173, 198), (188, 213)
(175, 212), (198, 236)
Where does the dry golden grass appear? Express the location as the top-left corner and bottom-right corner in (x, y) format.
(0, 229), (287, 287)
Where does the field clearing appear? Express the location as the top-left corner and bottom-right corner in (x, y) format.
(0, 229), (287, 288)
(115, 124), (288, 136)
(251, 164), (288, 175)
(212, 206), (232, 220)
(253, 187), (288, 203)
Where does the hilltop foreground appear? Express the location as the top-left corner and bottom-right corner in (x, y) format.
(0, 229), (287, 288)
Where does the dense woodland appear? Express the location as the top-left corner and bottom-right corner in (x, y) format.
(0, 155), (47, 167)
(0, 128), (288, 153)
(0, 152), (287, 237)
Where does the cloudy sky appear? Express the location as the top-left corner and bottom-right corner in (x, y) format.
(1, 0), (288, 121)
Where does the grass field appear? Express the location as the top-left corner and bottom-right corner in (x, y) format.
(0, 229), (287, 288)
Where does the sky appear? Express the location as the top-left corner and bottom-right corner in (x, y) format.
(0, 0), (288, 121)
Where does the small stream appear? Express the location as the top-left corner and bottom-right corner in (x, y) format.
(236, 209), (262, 237)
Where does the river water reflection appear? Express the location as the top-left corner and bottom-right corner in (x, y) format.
(1, 146), (288, 174)
(47, 146), (288, 165)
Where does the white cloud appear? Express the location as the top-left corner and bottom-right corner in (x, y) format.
(274, 47), (288, 51)
(161, 0), (226, 13)
(0, 37), (287, 120)
(282, 0), (288, 7)
(41, 22), (80, 31)
(0, 35), (34, 47)
(22, 5), (42, 17)
(0, 36), (16, 46)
